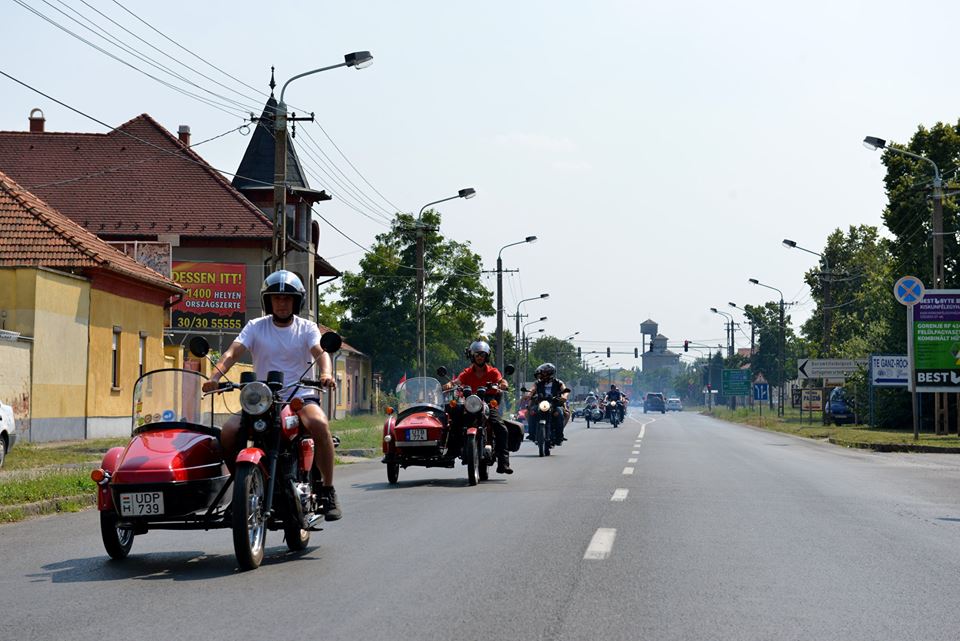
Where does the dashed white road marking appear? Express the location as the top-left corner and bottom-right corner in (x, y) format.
(611, 488), (629, 502)
(627, 457), (638, 463)
(623, 466), (635, 475)
(640, 425), (646, 438)
(631, 450), (640, 455)
(584, 528), (618, 560)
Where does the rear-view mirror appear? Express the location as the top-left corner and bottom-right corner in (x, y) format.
(188, 337), (209, 358)
(320, 331), (342, 353)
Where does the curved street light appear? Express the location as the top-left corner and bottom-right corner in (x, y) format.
(496, 236), (537, 369)
(415, 188), (477, 379)
(710, 307), (735, 357)
(749, 277), (785, 416)
(513, 293), (549, 404)
(783, 238), (833, 354)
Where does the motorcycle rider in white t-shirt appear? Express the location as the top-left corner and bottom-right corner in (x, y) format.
(202, 271), (342, 521)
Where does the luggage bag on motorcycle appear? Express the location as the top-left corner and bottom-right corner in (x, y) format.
(503, 419), (525, 452)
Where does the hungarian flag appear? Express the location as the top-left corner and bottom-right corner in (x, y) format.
(396, 374), (407, 392)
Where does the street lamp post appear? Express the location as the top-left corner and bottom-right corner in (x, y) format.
(496, 236), (537, 369)
(522, 317), (547, 387)
(513, 293), (549, 403)
(749, 278), (785, 416)
(728, 302), (759, 357)
(415, 188), (476, 380)
(783, 239), (832, 355)
(864, 135), (946, 434)
(273, 52), (373, 273)
(710, 307), (735, 357)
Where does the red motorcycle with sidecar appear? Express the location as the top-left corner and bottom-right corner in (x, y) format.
(92, 332), (341, 570)
(382, 366), (523, 486)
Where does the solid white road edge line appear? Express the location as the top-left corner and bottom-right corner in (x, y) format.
(584, 528), (618, 560)
(611, 489), (629, 501)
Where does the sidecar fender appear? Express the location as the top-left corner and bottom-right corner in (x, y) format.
(382, 415), (396, 454)
(96, 446), (126, 511)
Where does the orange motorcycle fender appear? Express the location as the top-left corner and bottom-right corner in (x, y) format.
(466, 427), (479, 437)
(236, 447), (267, 475)
(382, 416), (396, 454)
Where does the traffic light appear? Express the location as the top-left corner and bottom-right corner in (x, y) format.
(634, 347), (639, 358)
(577, 347), (581, 358)
(684, 340), (689, 352)
(606, 347), (611, 357)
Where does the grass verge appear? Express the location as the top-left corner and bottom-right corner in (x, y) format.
(331, 413), (385, 453)
(703, 405), (960, 449)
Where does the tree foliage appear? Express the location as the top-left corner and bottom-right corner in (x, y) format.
(337, 211), (493, 388)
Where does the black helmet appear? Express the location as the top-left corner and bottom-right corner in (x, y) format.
(535, 362), (556, 380)
(261, 270), (305, 316)
(610, 384), (617, 390)
(468, 340), (491, 363)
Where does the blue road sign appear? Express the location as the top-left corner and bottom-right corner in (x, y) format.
(753, 383), (769, 401)
(894, 276), (924, 306)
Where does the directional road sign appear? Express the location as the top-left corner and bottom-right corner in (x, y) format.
(870, 355), (909, 387)
(796, 358), (868, 380)
(753, 383), (769, 401)
(722, 369), (751, 396)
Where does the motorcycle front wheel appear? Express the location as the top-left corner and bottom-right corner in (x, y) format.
(100, 510), (134, 560)
(233, 463), (267, 570)
(465, 433), (478, 486)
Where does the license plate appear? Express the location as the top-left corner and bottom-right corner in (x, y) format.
(119, 491), (164, 517)
(407, 429), (428, 441)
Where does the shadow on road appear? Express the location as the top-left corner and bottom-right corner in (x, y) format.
(27, 545), (321, 583)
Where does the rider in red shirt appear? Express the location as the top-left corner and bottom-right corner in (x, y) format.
(444, 340), (512, 474)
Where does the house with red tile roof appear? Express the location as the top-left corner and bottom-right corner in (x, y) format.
(0, 169), (183, 441)
(0, 109), (340, 342)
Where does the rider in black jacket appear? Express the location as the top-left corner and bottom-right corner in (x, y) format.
(525, 363), (570, 446)
(605, 384), (626, 423)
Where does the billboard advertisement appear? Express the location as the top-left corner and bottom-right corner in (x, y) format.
(910, 290), (960, 391)
(170, 262), (247, 331)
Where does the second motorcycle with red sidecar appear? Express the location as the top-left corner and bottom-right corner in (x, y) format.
(381, 366), (523, 486)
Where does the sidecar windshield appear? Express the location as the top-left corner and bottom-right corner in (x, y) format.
(396, 377), (444, 411)
(132, 369), (214, 434)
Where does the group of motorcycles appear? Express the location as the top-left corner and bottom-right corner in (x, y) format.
(575, 396), (627, 428)
(89, 338), (592, 571)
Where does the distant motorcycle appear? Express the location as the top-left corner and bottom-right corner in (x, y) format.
(604, 399), (624, 428)
(583, 401), (603, 428)
(528, 389), (570, 456)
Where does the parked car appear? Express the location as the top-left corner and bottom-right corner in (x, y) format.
(823, 386), (855, 425)
(644, 392), (666, 414)
(666, 397), (683, 412)
(0, 400), (16, 468)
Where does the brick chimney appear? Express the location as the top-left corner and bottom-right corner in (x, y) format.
(29, 108), (45, 133)
(177, 125), (191, 146)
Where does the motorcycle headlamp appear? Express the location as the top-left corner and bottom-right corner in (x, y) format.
(538, 400), (552, 412)
(465, 394), (485, 414)
(240, 382), (272, 415)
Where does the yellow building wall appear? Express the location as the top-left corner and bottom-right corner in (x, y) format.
(31, 270), (90, 424)
(87, 287), (167, 419)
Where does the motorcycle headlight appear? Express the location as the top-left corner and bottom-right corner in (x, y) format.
(465, 394), (484, 414)
(240, 382), (272, 415)
(538, 400), (552, 412)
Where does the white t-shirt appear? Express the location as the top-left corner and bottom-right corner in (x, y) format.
(236, 315), (323, 398)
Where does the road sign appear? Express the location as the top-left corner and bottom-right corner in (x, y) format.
(722, 369), (751, 396)
(870, 355), (909, 387)
(801, 388), (823, 411)
(753, 383), (769, 401)
(894, 275), (924, 306)
(796, 358), (868, 380)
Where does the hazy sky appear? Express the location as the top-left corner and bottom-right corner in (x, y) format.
(2, 0), (957, 367)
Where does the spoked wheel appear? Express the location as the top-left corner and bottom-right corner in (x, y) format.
(100, 510), (134, 559)
(387, 462), (400, 485)
(479, 441), (489, 482)
(465, 433), (478, 486)
(233, 463), (267, 571)
(284, 521), (310, 551)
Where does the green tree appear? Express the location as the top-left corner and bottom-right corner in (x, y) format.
(338, 211), (493, 388)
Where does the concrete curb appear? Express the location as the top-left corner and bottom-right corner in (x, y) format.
(1, 493), (96, 517)
(828, 438), (960, 453)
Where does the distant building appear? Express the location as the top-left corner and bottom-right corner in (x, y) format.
(641, 333), (681, 376)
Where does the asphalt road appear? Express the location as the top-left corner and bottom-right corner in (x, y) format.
(5, 409), (960, 641)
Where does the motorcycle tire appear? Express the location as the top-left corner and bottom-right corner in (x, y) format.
(537, 421), (547, 457)
(479, 459), (489, 482)
(232, 463), (267, 571)
(465, 434), (479, 486)
(100, 510), (134, 560)
(387, 462), (400, 485)
(586, 417), (591, 429)
(284, 521), (310, 551)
